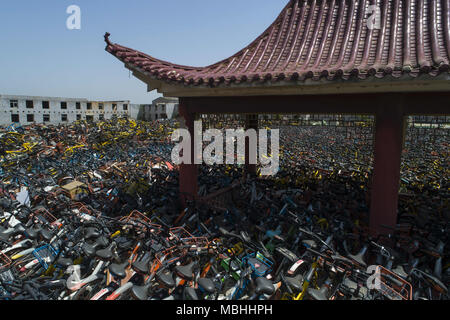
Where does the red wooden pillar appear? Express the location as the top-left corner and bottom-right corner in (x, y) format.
(369, 104), (405, 236)
(245, 114), (258, 175)
(178, 102), (198, 205)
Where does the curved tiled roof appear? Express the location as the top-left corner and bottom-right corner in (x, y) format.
(105, 0), (450, 88)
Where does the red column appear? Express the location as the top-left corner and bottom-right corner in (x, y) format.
(369, 105), (405, 237)
(178, 103), (198, 205)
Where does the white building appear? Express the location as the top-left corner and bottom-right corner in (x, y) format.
(0, 94), (140, 126)
(140, 97), (179, 121)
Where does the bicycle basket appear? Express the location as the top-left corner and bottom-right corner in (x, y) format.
(31, 207), (57, 226)
(0, 252), (12, 272)
(120, 210), (162, 234)
(242, 252), (274, 277)
(169, 227), (210, 248)
(375, 265), (413, 300)
(32, 244), (59, 270)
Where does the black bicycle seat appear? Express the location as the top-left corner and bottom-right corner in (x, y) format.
(85, 227), (100, 240)
(132, 257), (150, 274)
(255, 277), (275, 296)
(25, 226), (42, 239)
(285, 274), (303, 292)
(175, 262), (195, 281)
(307, 286), (328, 300)
(131, 283), (151, 301)
(198, 278), (215, 294)
(40, 229), (53, 242)
(156, 271), (175, 289)
(56, 257), (73, 268)
(96, 243), (115, 260)
(183, 286), (199, 300)
(109, 261), (128, 279)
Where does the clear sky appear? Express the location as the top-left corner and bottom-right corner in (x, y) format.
(0, 0), (288, 104)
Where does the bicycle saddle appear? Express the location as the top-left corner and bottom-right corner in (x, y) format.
(131, 256), (150, 274)
(56, 257), (73, 268)
(175, 262), (195, 281)
(156, 271), (175, 289)
(198, 278), (215, 294)
(85, 227), (100, 240)
(40, 229), (54, 242)
(0, 225), (25, 241)
(284, 274), (303, 292)
(183, 287), (199, 300)
(254, 277), (275, 296)
(25, 226), (42, 239)
(307, 286), (328, 300)
(96, 243), (115, 260)
(131, 283), (152, 301)
(83, 236), (109, 256)
(109, 261), (128, 279)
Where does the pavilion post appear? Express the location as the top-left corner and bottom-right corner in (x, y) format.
(245, 114), (258, 175)
(369, 102), (405, 237)
(178, 101), (198, 205)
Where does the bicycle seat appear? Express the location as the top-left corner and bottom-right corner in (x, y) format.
(198, 278), (215, 294)
(109, 261), (128, 279)
(56, 257), (73, 268)
(96, 243), (115, 261)
(175, 262), (195, 281)
(85, 227), (100, 240)
(255, 277), (275, 296)
(132, 258), (150, 274)
(183, 287), (199, 300)
(40, 229), (53, 242)
(25, 226), (42, 239)
(307, 286), (328, 300)
(131, 283), (151, 301)
(156, 271), (175, 289)
(82, 243), (97, 257)
(285, 274), (303, 292)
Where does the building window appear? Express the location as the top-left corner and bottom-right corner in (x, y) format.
(99, 114), (104, 121)
(160, 114), (167, 119)
(43, 114), (50, 122)
(61, 114), (68, 122)
(11, 114), (19, 122)
(26, 100), (34, 108)
(86, 115), (94, 122)
(27, 114), (34, 122)
(155, 114), (158, 120)
(42, 101), (50, 109)
(87, 103), (92, 110)
(112, 104), (117, 111)
(76, 102), (81, 109)
(61, 102), (67, 109)
(99, 103), (104, 110)
(10, 100), (18, 108)
(76, 114), (81, 120)
(123, 104), (128, 111)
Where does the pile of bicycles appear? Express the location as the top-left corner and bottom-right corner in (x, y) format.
(0, 120), (447, 300)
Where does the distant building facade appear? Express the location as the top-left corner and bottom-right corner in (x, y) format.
(140, 97), (179, 121)
(0, 94), (140, 126)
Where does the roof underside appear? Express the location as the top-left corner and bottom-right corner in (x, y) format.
(105, 0), (450, 95)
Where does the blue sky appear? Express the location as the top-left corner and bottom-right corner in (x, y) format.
(0, 0), (288, 104)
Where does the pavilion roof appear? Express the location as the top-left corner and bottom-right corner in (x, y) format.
(105, 0), (450, 91)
